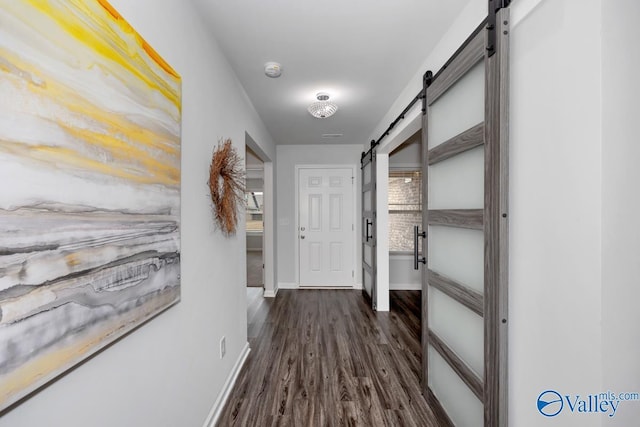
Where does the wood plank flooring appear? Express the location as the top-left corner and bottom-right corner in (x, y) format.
(218, 290), (449, 426)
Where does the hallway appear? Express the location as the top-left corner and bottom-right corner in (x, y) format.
(219, 290), (450, 426)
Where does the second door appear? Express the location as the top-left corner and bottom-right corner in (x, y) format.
(299, 167), (355, 287)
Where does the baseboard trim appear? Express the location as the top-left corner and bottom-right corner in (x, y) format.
(390, 283), (422, 291)
(202, 342), (251, 427)
(278, 282), (298, 289)
(278, 282), (362, 290)
(263, 287), (278, 298)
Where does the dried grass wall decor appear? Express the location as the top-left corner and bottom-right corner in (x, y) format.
(208, 138), (245, 236)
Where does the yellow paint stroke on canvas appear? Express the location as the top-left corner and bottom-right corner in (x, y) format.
(23, 0), (181, 110)
(0, 49), (179, 184)
(1, 141), (176, 186)
(60, 125), (180, 184)
(96, 0), (179, 79)
(64, 253), (81, 268)
(49, 82), (181, 160)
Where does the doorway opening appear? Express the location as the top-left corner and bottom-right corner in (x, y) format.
(245, 145), (264, 290)
(388, 129), (423, 293)
(244, 132), (275, 341)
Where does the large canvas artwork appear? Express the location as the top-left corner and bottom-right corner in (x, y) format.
(0, 0), (181, 410)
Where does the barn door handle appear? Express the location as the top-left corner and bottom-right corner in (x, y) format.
(414, 225), (426, 270)
(365, 219), (373, 242)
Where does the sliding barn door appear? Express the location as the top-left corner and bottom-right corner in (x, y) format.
(418, 10), (509, 427)
(361, 149), (376, 309)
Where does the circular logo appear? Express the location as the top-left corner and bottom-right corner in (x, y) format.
(537, 390), (563, 417)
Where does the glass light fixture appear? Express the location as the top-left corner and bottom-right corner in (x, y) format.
(308, 92), (338, 118)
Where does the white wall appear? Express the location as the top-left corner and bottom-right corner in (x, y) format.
(246, 234), (263, 251)
(246, 177), (264, 190)
(510, 1), (603, 425)
(601, 1), (640, 425)
(389, 255), (422, 290)
(276, 144), (363, 288)
(375, 153), (390, 310)
(389, 130), (422, 168)
(0, 0), (276, 426)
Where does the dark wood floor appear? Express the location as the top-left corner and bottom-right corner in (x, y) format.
(218, 290), (448, 426)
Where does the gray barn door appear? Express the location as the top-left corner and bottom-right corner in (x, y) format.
(416, 9), (509, 427)
(361, 149), (376, 309)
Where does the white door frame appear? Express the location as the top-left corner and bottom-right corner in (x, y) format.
(294, 164), (358, 288)
(244, 132), (276, 297)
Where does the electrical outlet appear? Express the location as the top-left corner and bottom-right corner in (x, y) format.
(220, 336), (226, 359)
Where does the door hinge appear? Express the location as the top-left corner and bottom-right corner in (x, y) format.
(352, 270), (354, 278)
(487, 0), (511, 57)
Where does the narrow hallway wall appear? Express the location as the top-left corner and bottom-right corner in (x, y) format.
(601, 1), (640, 424)
(0, 0), (276, 426)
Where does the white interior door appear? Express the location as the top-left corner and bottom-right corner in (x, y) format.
(299, 167), (354, 287)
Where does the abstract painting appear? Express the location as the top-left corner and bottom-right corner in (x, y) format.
(0, 0), (181, 410)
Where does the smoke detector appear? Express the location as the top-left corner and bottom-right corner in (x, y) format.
(264, 62), (282, 78)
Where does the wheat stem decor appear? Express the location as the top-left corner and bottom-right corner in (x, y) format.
(208, 138), (244, 236)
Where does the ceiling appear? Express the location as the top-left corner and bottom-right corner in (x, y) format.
(192, 0), (471, 146)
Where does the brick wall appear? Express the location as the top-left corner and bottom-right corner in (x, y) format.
(388, 172), (422, 252)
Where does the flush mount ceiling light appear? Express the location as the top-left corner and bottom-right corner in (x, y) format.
(308, 92), (338, 118)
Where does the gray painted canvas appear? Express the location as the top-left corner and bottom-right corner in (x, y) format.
(0, 0), (181, 411)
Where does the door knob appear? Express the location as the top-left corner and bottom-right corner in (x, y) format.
(301, 235), (305, 239)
